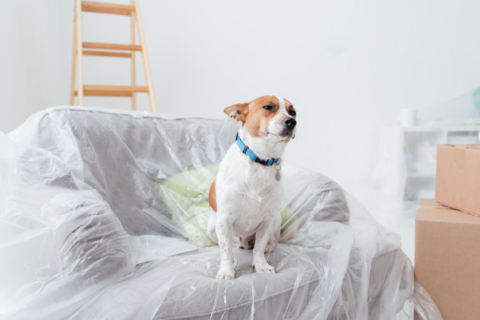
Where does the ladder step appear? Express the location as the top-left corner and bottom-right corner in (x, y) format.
(75, 85), (149, 97)
(83, 42), (142, 51)
(82, 1), (135, 16)
(83, 50), (132, 58)
(82, 6), (132, 16)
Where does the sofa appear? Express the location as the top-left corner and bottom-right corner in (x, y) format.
(0, 107), (440, 320)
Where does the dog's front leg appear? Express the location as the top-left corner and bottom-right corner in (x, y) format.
(253, 217), (276, 274)
(215, 214), (235, 280)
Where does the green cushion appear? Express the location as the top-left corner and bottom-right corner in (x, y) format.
(155, 164), (298, 248)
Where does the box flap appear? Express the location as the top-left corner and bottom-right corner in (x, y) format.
(440, 144), (480, 150)
(417, 207), (480, 224)
(418, 198), (447, 208)
(417, 199), (480, 224)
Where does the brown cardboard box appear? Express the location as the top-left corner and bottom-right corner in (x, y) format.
(435, 144), (480, 216)
(415, 198), (480, 320)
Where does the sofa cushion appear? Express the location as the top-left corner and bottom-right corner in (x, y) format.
(66, 221), (354, 320)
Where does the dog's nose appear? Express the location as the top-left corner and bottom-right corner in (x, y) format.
(283, 117), (297, 129)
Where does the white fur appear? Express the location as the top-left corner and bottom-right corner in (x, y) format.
(208, 96), (296, 280)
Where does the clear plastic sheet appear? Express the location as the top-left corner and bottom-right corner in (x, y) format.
(0, 107), (441, 319)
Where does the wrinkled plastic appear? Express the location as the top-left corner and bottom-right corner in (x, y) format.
(0, 106), (441, 320)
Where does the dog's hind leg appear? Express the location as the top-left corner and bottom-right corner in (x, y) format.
(207, 211), (218, 243)
(236, 236), (250, 249)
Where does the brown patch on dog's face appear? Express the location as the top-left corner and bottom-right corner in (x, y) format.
(224, 96), (279, 137)
(285, 100), (296, 119)
(243, 96), (281, 137)
(225, 96), (297, 139)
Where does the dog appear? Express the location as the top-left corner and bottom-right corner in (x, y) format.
(207, 95), (297, 280)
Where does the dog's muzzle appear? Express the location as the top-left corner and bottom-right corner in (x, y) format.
(280, 117), (296, 136)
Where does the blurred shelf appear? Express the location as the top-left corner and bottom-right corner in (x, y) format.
(401, 126), (480, 132)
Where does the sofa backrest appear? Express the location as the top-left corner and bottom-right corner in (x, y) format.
(38, 108), (238, 236)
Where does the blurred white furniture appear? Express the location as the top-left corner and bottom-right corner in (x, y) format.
(374, 125), (480, 203)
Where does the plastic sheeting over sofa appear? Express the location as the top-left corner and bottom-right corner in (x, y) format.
(0, 107), (441, 320)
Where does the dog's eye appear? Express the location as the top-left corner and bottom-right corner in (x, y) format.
(263, 105), (273, 111)
(289, 110), (296, 116)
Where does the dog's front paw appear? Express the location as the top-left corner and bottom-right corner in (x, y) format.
(253, 259), (275, 274)
(216, 265), (235, 280)
(216, 270), (235, 280)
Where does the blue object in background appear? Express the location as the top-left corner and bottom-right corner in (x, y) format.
(473, 87), (480, 110)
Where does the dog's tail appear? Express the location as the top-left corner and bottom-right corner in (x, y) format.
(279, 225), (298, 244)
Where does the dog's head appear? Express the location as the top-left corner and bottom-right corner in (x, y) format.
(224, 95), (297, 142)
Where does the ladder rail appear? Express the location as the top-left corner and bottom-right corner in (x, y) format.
(133, 0), (156, 113)
(130, 1), (136, 110)
(70, 9), (77, 105)
(75, 0), (84, 105)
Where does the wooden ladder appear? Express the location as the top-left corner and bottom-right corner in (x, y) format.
(70, 0), (157, 112)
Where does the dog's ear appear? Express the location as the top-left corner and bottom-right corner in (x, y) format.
(224, 103), (248, 121)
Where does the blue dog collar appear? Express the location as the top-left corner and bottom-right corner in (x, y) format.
(235, 132), (280, 166)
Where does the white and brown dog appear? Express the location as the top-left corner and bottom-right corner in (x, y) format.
(208, 95), (297, 280)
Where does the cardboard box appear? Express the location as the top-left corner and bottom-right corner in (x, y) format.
(435, 144), (480, 216)
(415, 198), (480, 320)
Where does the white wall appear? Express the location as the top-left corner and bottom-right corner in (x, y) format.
(0, 1), (72, 135)
(2, 0), (480, 187)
